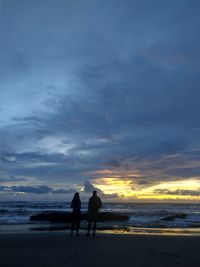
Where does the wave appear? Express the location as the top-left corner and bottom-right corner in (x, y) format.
(1, 201), (200, 232)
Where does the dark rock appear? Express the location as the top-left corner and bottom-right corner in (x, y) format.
(30, 226), (68, 231)
(30, 212), (73, 222)
(98, 212), (129, 222)
(161, 213), (187, 221)
(30, 211), (129, 222)
(30, 225), (130, 232)
(0, 209), (8, 213)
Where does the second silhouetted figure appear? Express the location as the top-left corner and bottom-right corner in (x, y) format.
(87, 190), (102, 236)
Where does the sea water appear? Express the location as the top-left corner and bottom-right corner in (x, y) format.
(0, 201), (200, 234)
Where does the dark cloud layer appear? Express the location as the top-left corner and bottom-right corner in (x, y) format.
(0, 185), (75, 194)
(0, 0), (200, 199)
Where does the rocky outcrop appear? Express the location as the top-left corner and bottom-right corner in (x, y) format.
(161, 213), (187, 221)
(30, 211), (129, 222)
(96, 212), (129, 222)
(30, 212), (73, 222)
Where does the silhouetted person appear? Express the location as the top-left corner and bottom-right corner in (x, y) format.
(87, 190), (102, 236)
(70, 192), (81, 236)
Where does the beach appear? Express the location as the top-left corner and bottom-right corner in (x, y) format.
(1, 232), (200, 267)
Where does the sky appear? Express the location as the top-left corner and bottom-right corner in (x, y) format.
(0, 0), (200, 202)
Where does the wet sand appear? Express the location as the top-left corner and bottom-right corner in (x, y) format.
(0, 232), (200, 267)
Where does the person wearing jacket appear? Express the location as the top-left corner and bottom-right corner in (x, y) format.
(86, 190), (102, 236)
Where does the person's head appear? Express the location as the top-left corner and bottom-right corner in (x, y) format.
(73, 192), (80, 200)
(92, 190), (97, 196)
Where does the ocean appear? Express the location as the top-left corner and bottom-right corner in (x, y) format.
(0, 201), (200, 235)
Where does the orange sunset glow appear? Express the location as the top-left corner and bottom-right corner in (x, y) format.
(92, 177), (200, 201)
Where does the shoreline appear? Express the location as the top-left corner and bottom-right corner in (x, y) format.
(1, 224), (200, 236)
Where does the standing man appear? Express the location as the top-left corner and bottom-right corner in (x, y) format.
(87, 190), (102, 236)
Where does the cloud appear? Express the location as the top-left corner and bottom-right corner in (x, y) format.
(0, 1), (200, 199)
(0, 185), (75, 194)
(84, 180), (97, 193)
(84, 180), (119, 199)
(0, 176), (26, 183)
(53, 188), (75, 194)
(154, 189), (200, 197)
